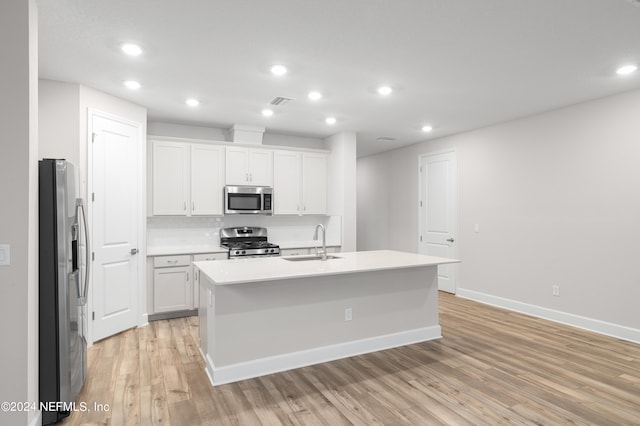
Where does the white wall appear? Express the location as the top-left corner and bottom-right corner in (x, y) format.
(0, 1), (39, 425)
(40, 80), (149, 197)
(39, 81), (148, 343)
(356, 153), (390, 250)
(39, 80), (80, 163)
(325, 132), (357, 251)
(358, 89), (640, 340)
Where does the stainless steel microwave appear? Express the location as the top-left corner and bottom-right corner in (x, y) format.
(224, 186), (273, 215)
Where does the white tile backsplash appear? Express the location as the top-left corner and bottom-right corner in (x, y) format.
(147, 215), (341, 249)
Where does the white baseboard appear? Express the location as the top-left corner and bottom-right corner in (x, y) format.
(457, 288), (640, 344)
(30, 411), (41, 426)
(139, 313), (149, 327)
(204, 326), (442, 386)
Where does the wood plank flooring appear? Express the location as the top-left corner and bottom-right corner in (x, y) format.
(62, 292), (640, 425)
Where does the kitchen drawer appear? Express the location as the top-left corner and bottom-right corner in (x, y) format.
(153, 255), (191, 268)
(193, 252), (228, 262)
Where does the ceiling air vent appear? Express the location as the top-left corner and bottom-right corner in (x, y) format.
(269, 96), (294, 106)
(376, 137), (397, 142)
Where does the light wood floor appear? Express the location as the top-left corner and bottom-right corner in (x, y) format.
(62, 292), (640, 425)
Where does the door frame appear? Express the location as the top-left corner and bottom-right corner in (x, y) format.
(86, 108), (146, 345)
(418, 148), (460, 293)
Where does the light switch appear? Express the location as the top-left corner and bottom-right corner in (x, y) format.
(0, 244), (10, 266)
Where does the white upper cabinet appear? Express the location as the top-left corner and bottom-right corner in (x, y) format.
(191, 144), (224, 215)
(152, 141), (189, 215)
(151, 141), (224, 216)
(273, 151), (302, 215)
(302, 153), (327, 215)
(225, 147), (273, 186)
(273, 151), (327, 215)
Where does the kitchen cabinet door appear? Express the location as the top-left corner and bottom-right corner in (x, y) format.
(302, 153), (327, 215)
(153, 266), (192, 313)
(191, 144), (224, 215)
(248, 149), (273, 186)
(225, 147), (249, 185)
(225, 147), (273, 186)
(273, 151), (301, 215)
(152, 141), (189, 215)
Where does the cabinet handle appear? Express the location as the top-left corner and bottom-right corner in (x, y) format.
(183, 201), (187, 211)
(245, 172), (249, 182)
(250, 173), (253, 182)
(186, 272), (189, 282)
(167, 260), (178, 264)
(192, 201), (195, 212)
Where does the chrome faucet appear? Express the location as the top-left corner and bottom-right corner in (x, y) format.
(313, 224), (327, 261)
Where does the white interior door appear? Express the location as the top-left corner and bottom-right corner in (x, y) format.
(419, 151), (458, 293)
(90, 112), (140, 341)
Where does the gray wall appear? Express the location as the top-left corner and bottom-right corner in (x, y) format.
(0, 0), (39, 424)
(39, 80), (80, 164)
(357, 89), (640, 334)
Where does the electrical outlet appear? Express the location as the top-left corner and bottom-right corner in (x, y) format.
(552, 285), (560, 297)
(344, 308), (352, 321)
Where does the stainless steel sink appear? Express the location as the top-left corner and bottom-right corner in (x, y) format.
(282, 255), (341, 262)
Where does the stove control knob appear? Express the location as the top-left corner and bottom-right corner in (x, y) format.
(241, 250), (246, 255)
(234, 250), (240, 255)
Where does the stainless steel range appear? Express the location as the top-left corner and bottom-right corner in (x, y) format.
(220, 226), (280, 258)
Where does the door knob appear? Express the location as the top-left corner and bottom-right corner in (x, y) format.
(446, 238), (455, 243)
(130, 248), (139, 255)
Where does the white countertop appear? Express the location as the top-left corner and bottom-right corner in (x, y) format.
(194, 250), (459, 285)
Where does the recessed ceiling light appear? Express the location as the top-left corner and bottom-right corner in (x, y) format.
(186, 99), (199, 107)
(121, 43), (142, 56)
(124, 80), (141, 90)
(325, 117), (337, 125)
(377, 86), (393, 95)
(262, 109), (274, 117)
(616, 64), (638, 75)
(270, 65), (287, 76)
(421, 125), (433, 132)
(308, 91), (322, 101)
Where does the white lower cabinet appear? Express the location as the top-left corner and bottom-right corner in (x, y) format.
(153, 259), (193, 313)
(150, 252), (227, 317)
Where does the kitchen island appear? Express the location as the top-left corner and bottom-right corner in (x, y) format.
(194, 250), (459, 386)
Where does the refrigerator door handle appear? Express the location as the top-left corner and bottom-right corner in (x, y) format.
(77, 199), (90, 306)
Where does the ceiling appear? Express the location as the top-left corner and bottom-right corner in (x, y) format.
(37, 0), (640, 157)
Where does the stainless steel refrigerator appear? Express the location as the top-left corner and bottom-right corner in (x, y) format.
(39, 159), (90, 425)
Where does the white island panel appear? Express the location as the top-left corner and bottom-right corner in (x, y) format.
(195, 250), (458, 386)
